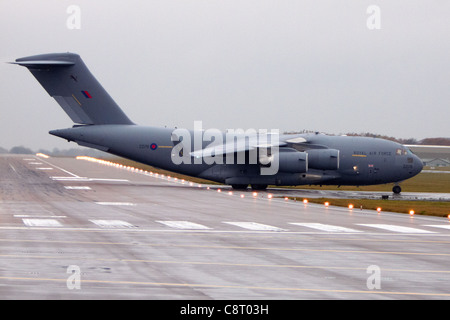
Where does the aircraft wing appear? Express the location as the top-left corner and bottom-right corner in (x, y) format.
(189, 134), (311, 158)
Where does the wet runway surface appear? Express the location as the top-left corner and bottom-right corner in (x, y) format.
(1, 154), (450, 299)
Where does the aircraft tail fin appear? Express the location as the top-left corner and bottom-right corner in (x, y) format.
(13, 53), (134, 125)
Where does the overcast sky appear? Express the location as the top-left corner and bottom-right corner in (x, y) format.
(1, 0), (449, 150)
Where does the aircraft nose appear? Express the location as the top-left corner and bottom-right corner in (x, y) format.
(414, 155), (423, 175)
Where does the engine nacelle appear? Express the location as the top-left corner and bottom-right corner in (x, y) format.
(272, 151), (308, 173)
(307, 149), (339, 170)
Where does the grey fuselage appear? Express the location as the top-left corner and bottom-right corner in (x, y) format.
(50, 125), (424, 187)
(14, 52), (423, 189)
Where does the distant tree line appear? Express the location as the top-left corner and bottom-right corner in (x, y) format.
(342, 133), (450, 146)
(283, 131), (450, 146)
(0, 146), (34, 154)
(0, 146), (108, 157)
(418, 137), (450, 146)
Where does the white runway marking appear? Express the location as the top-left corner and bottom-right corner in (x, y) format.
(95, 202), (136, 206)
(156, 221), (211, 230)
(64, 186), (92, 190)
(89, 220), (136, 228)
(425, 225), (450, 230)
(51, 176), (89, 181)
(51, 177), (129, 182)
(36, 167), (53, 170)
(357, 224), (436, 234)
(36, 158), (81, 177)
(223, 222), (286, 232)
(89, 178), (129, 182)
(15, 215), (66, 218)
(289, 223), (362, 233)
(22, 219), (62, 227)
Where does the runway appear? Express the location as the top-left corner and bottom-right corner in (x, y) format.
(1, 154), (450, 300)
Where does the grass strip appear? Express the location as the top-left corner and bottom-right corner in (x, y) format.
(294, 197), (450, 218)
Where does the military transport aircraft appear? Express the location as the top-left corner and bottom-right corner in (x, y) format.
(12, 53), (423, 193)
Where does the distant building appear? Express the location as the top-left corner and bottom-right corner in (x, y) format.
(407, 145), (450, 167)
(422, 158), (450, 167)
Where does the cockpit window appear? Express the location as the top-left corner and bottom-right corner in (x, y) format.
(396, 148), (410, 156)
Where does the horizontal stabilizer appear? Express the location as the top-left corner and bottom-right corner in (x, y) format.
(10, 60), (75, 67)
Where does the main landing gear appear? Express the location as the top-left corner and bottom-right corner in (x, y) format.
(392, 185), (402, 194)
(231, 184), (268, 191)
(231, 184), (248, 190)
(251, 184), (268, 190)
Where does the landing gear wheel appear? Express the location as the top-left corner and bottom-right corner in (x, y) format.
(251, 184), (268, 191)
(392, 185), (402, 194)
(231, 184), (248, 190)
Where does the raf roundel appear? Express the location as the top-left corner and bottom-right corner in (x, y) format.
(150, 143), (158, 150)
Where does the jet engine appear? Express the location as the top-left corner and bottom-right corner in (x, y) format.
(306, 149), (339, 170)
(260, 150), (308, 173)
